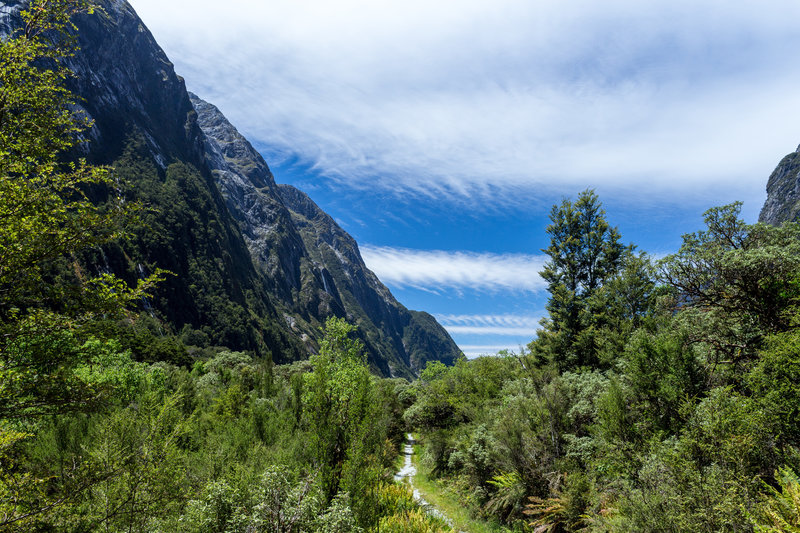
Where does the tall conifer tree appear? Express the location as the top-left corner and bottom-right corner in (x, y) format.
(534, 190), (626, 370)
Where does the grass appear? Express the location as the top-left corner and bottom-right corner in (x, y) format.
(408, 438), (509, 533)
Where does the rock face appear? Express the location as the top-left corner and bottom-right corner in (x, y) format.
(0, 0), (460, 376)
(191, 96), (461, 377)
(190, 95), (306, 302)
(760, 145), (800, 225)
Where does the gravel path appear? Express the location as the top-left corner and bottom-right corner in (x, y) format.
(394, 433), (460, 530)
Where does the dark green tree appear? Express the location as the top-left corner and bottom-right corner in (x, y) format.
(590, 251), (660, 366)
(533, 190), (627, 370)
(659, 202), (800, 379)
(0, 0), (163, 420)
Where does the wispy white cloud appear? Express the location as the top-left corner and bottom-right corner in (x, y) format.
(458, 344), (529, 358)
(458, 345), (527, 352)
(447, 326), (536, 336)
(128, 0), (800, 208)
(360, 246), (547, 293)
(438, 314), (541, 328)
(437, 313), (542, 337)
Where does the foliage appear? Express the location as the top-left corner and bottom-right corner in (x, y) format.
(485, 470), (527, 523)
(753, 468), (800, 532)
(0, 2), (167, 527)
(525, 493), (568, 533)
(0, 0), (165, 423)
(83, 392), (188, 531)
(405, 194), (800, 532)
(534, 189), (628, 370)
(749, 326), (800, 446)
(302, 317), (374, 503)
(619, 327), (703, 435)
(660, 203), (800, 375)
(378, 508), (453, 533)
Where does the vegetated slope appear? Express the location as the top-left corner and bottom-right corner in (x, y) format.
(0, 0), (459, 374)
(760, 144), (800, 224)
(192, 95), (461, 377)
(57, 0), (302, 362)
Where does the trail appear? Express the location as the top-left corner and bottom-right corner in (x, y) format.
(394, 433), (462, 531)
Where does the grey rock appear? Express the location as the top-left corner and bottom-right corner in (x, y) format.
(190, 94), (306, 298)
(759, 146), (800, 225)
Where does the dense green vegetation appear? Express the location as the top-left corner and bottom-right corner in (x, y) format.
(4, 2), (800, 532)
(406, 193), (800, 531)
(1, 318), (448, 531)
(99, 133), (304, 365)
(0, 4), (444, 530)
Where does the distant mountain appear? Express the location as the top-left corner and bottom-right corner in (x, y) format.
(760, 145), (800, 225)
(0, 0), (460, 376)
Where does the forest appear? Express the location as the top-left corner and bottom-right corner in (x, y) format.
(3, 1), (800, 531)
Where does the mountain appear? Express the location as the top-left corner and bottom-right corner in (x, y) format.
(760, 145), (800, 225)
(190, 94), (461, 376)
(0, 0), (460, 376)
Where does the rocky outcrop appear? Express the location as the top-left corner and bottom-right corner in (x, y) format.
(760, 145), (800, 225)
(190, 94), (306, 300)
(68, 1), (205, 168)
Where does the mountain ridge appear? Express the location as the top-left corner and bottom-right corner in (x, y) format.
(191, 93), (461, 376)
(0, 0), (460, 376)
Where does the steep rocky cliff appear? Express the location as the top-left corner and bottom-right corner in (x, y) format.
(760, 145), (800, 225)
(191, 95), (461, 377)
(189, 95), (307, 303)
(0, 0), (460, 376)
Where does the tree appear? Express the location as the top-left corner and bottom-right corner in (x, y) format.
(533, 190), (627, 370)
(590, 251), (659, 366)
(0, 1), (161, 527)
(747, 322), (800, 447)
(0, 0), (164, 419)
(302, 317), (373, 503)
(659, 203), (800, 376)
(0, 0), (116, 311)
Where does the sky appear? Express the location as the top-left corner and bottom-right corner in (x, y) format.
(129, 0), (800, 357)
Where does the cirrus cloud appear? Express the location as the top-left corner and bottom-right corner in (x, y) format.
(458, 345), (528, 358)
(360, 246), (547, 293)
(435, 314), (543, 358)
(128, 0), (800, 209)
(436, 314), (542, 336)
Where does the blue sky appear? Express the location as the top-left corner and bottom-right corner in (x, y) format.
(130, 0), (800, 357)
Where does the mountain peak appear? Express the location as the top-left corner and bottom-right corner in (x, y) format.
(190, 96), (462, 377)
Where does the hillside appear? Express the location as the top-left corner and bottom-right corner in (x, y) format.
(0, 0), (459, 375)
(191, 94), (460, 376)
